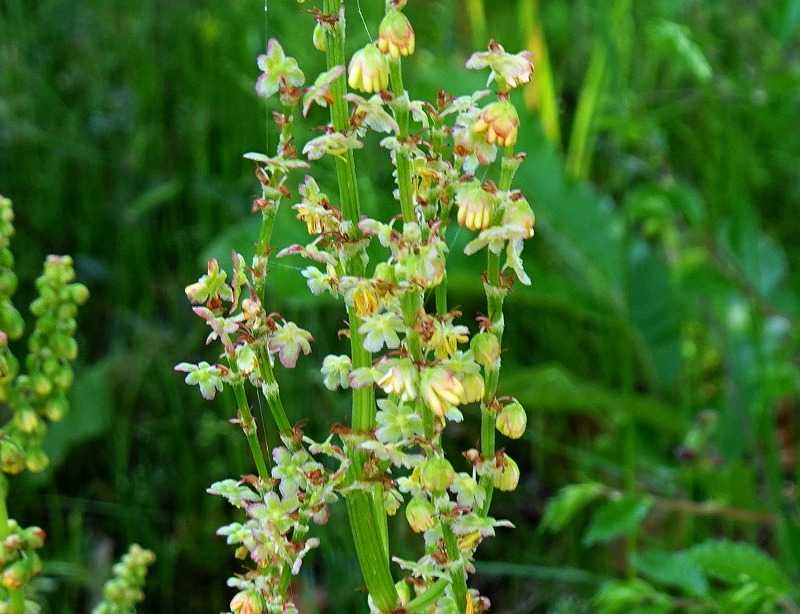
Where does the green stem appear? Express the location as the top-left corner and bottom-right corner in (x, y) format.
(256, 348), (293, 442)
(442, 520), (468, 611)
(479, 146), (516, 516)
(227, 361), (270, 479)
(324, 1), (397, 610)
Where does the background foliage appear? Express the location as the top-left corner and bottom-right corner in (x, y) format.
(1, 0), (799, 611)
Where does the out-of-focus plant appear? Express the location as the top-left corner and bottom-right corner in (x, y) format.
(92, 544), (155, 614)
(177, 1), (538, 612)
(0, 195), (89, 613)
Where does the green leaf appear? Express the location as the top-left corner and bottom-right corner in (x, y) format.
(541, 482), (606, 533)
(583, 494), (653, 546)
(502, 364), (688, 434)
(632, 549), (708, 597)
(686, 540), (791, 593)
(45, 359), (114, 467)
(594, 579), (673, 614)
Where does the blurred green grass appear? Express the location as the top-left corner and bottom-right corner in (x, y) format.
(1, 0), (799, 611)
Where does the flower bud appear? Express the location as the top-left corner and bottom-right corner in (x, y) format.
(470, 332), (500, 367)
(44, 397), (67, 421)
(473, 100), (519, 147)
(348, 44), (390, 94)
(460, 373), (485, 404)
(405, 496), (436, 533)
(496, 400), (526, 439)
(14, 409), (39, 433)
(313, 23), (327, 52)
(493, 454), (520, 492)
(70, 283), (89, 305)
(230, 590), (265, 614)
(420, 457), (455, 492)
(25, 449), (49, 473)
(377, 10), (415, 59)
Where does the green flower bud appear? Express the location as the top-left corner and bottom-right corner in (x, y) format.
(420, 457), (455, 492)
(312, 23), (327, 52)
(44, 397), (67, 421)
(460, 372), (485, 404)
(405, 496), (436, 533)
(0, 301), (24, 340)
(470, 332), (500, 367)
(25, 449), (49, 473)
(493, 454), (520, 492)
(23, 526), (46, 550)
(0, 440), (26, 474)
(496, 400), (526, 439)
(31, 374), (52, 397)
(377, 10), (415, 59)
(0, 270), (17, 295)
(395, 579), (412, 606)
(70, 282), (89, 305)
(1, 555), (34, 589)
(14, 409), (39, 433)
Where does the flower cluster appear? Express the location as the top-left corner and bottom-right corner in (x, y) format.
(0, 251), (88, 475)
(92, 544), (156, 614)
(210, 438), (349, 613)
(0, 514), (44, 602)
(0, 195), (91, 611)
(179, 2), (536, 611)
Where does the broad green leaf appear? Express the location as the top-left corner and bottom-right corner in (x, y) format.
(583, 494), (653, 546)
(45, 359), (114, 467)
(541, 482), (606, 533)
(632, 549), (708, 597)
(594, 579), (673, 614)
(502, 364), (687, 434)
(686, 540), (791, 593)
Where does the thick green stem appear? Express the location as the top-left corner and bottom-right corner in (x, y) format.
(479, 146), (516, 516)
(324, 1), (397, 610)
(442, 520), (468, 611)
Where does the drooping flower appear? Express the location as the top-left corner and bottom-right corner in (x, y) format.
(493, 453), (520, 491)
(496, 400), (526, 439)
(256, 39), (305, 99)
(420, 456), (455, 492)
(420, 367), (464, 417)
(348, 44), (390, 94)
(453, 108), (498, 173)
(455, 180), (497, 231)
(473, 100), (520, 148)
(405, 496), (436, 533)
(302, 65), (345, 117)
(466, 40), (534, 90)
(268, 321), (313, 368)
(321, 354), (352, 390)
(359, 311), (404, 353)
(347, 279), (380, 316)
(470, 332), (501, 367)
(377, 10), (416, 59)
(175, 362), (224, 400)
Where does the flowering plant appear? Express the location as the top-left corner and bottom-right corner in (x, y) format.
(178, 2), (535, 612)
